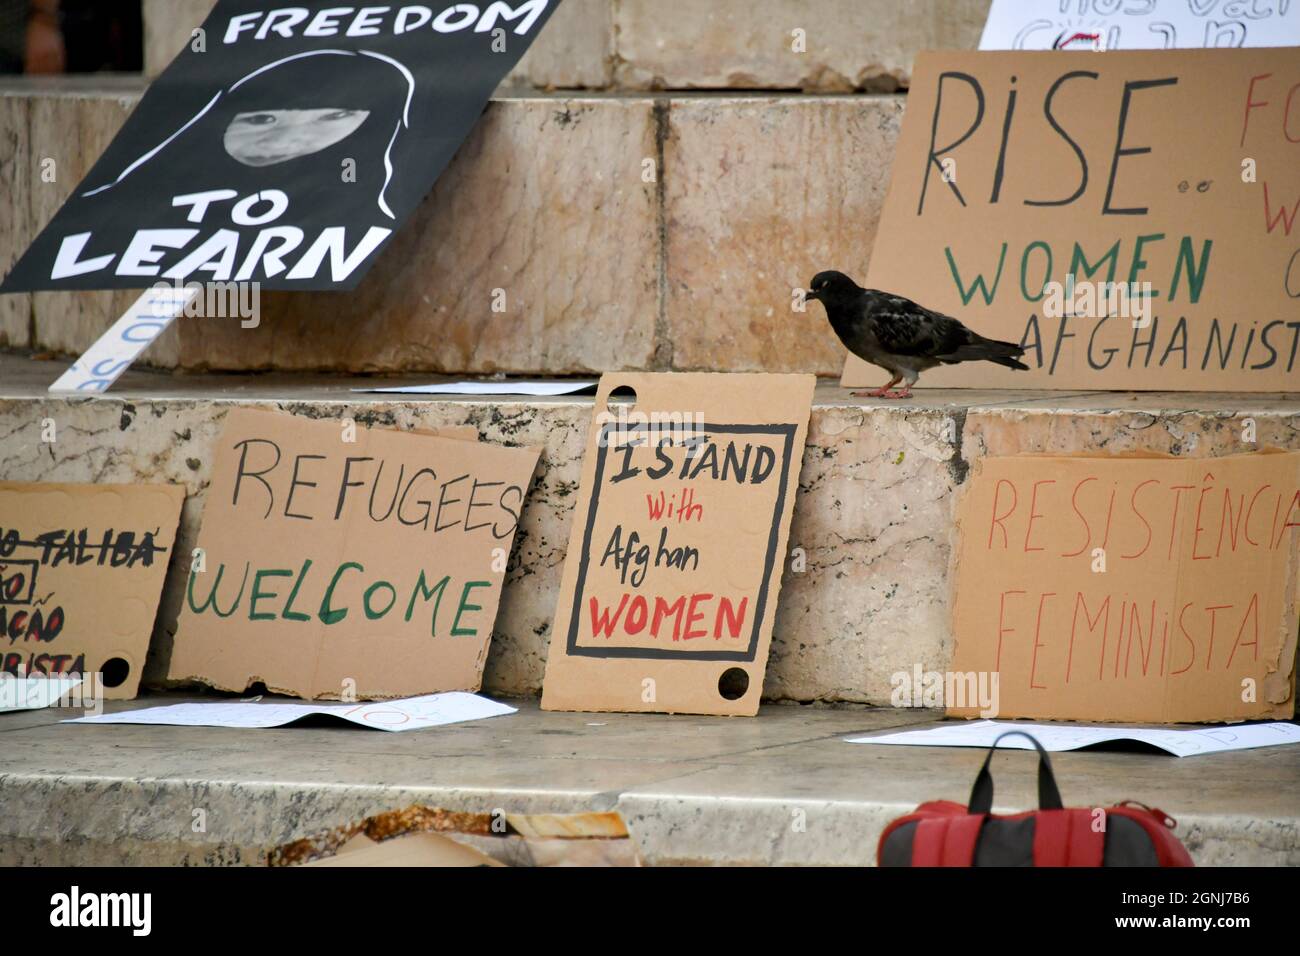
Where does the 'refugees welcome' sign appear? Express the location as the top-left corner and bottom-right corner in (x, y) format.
(1, 1), (558, 293)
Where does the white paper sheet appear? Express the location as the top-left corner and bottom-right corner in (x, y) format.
(48, 284), (199, 394)
(65, 692), (516, 732)
(352, 380), (598, 396)
(979, 0), (1300, 51)
(0, 677), (84, 714)
(846, 719), (1300, 757)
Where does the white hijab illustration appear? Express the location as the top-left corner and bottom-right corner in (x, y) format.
(83, 49), (415, 220)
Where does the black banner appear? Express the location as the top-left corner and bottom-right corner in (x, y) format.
(1, 1), (558, 293)
(0, 866), (1280, 940)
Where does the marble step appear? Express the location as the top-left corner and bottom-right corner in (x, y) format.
(0, 81), (901, 376)
(2, 695), (1295, 865)
(2, 353), (1296, 706)
(143, 0), (991, 90)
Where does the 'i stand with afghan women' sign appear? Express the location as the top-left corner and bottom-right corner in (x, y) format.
(843, 48), (1300, 392)
(542, 373), (814, 717)
(167, 409), (539, 700)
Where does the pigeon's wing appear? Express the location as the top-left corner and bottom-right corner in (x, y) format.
(871, 296), (972, 359)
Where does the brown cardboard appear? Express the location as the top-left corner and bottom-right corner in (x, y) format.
(505, 811), (628, 839)
(272, 803), (636, 867)
(0, 481), (184, 699)
(168, 409), (539, 700)
(412, 426), (480, 442)
(842, 49), (1300, 392)
(949, 451), (1300, 723)
(541, 373), (815, 716)
(303, 832), (505, 867)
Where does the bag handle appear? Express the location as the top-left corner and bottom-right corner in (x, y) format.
(967, 731), (1064, 815)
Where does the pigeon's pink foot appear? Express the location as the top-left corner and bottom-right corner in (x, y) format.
(851, 387), (894, 398)
(883, 388), (913, 399)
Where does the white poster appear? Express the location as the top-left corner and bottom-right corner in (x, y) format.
(847, 719), (1300, 757)
(68, 692), (516, 732)
(980, 0), (1300, 51)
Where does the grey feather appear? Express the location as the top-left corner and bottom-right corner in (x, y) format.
(806, 271), (1028, 387)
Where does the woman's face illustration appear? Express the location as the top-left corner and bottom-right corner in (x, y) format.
(223, 108), (370, 167)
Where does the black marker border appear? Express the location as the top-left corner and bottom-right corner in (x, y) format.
(0, 559), (39, 605)
(566, 421), (796, 662)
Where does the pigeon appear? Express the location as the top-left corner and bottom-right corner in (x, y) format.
(805, 270), (1028, 399)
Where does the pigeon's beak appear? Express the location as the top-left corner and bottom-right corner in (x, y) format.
(805, 289), (820, 303)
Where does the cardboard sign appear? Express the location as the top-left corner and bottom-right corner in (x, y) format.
(980, 0), (1300, 51)
(949, 452), (1300, 723)
(0, 482), (185, 699)
(842, 49), (1300, 392)
(0, 0), (557, 293)
(168, 409), (539, 699)
(541, 373), (815, 716)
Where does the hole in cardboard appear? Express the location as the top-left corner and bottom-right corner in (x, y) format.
(718, 667), (749, 700)
(101, 657), (130, 689)
(607, 384), (637, 413)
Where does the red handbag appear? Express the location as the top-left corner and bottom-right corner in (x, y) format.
(878, 730), (1195, 867)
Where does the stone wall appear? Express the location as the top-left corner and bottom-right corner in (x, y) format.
(2, 86), (903, 376)
(2, 376), (1293, 704)
(143, 0), (991, 91)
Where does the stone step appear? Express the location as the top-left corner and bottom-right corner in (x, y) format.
(0, 81), (901, 377)
(3, 353), (1296, 706)
(2, 694), (1294, 865)
(144, 0), (990, 91)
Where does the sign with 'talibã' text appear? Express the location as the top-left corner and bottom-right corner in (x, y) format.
(0, 482), (184, 699)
